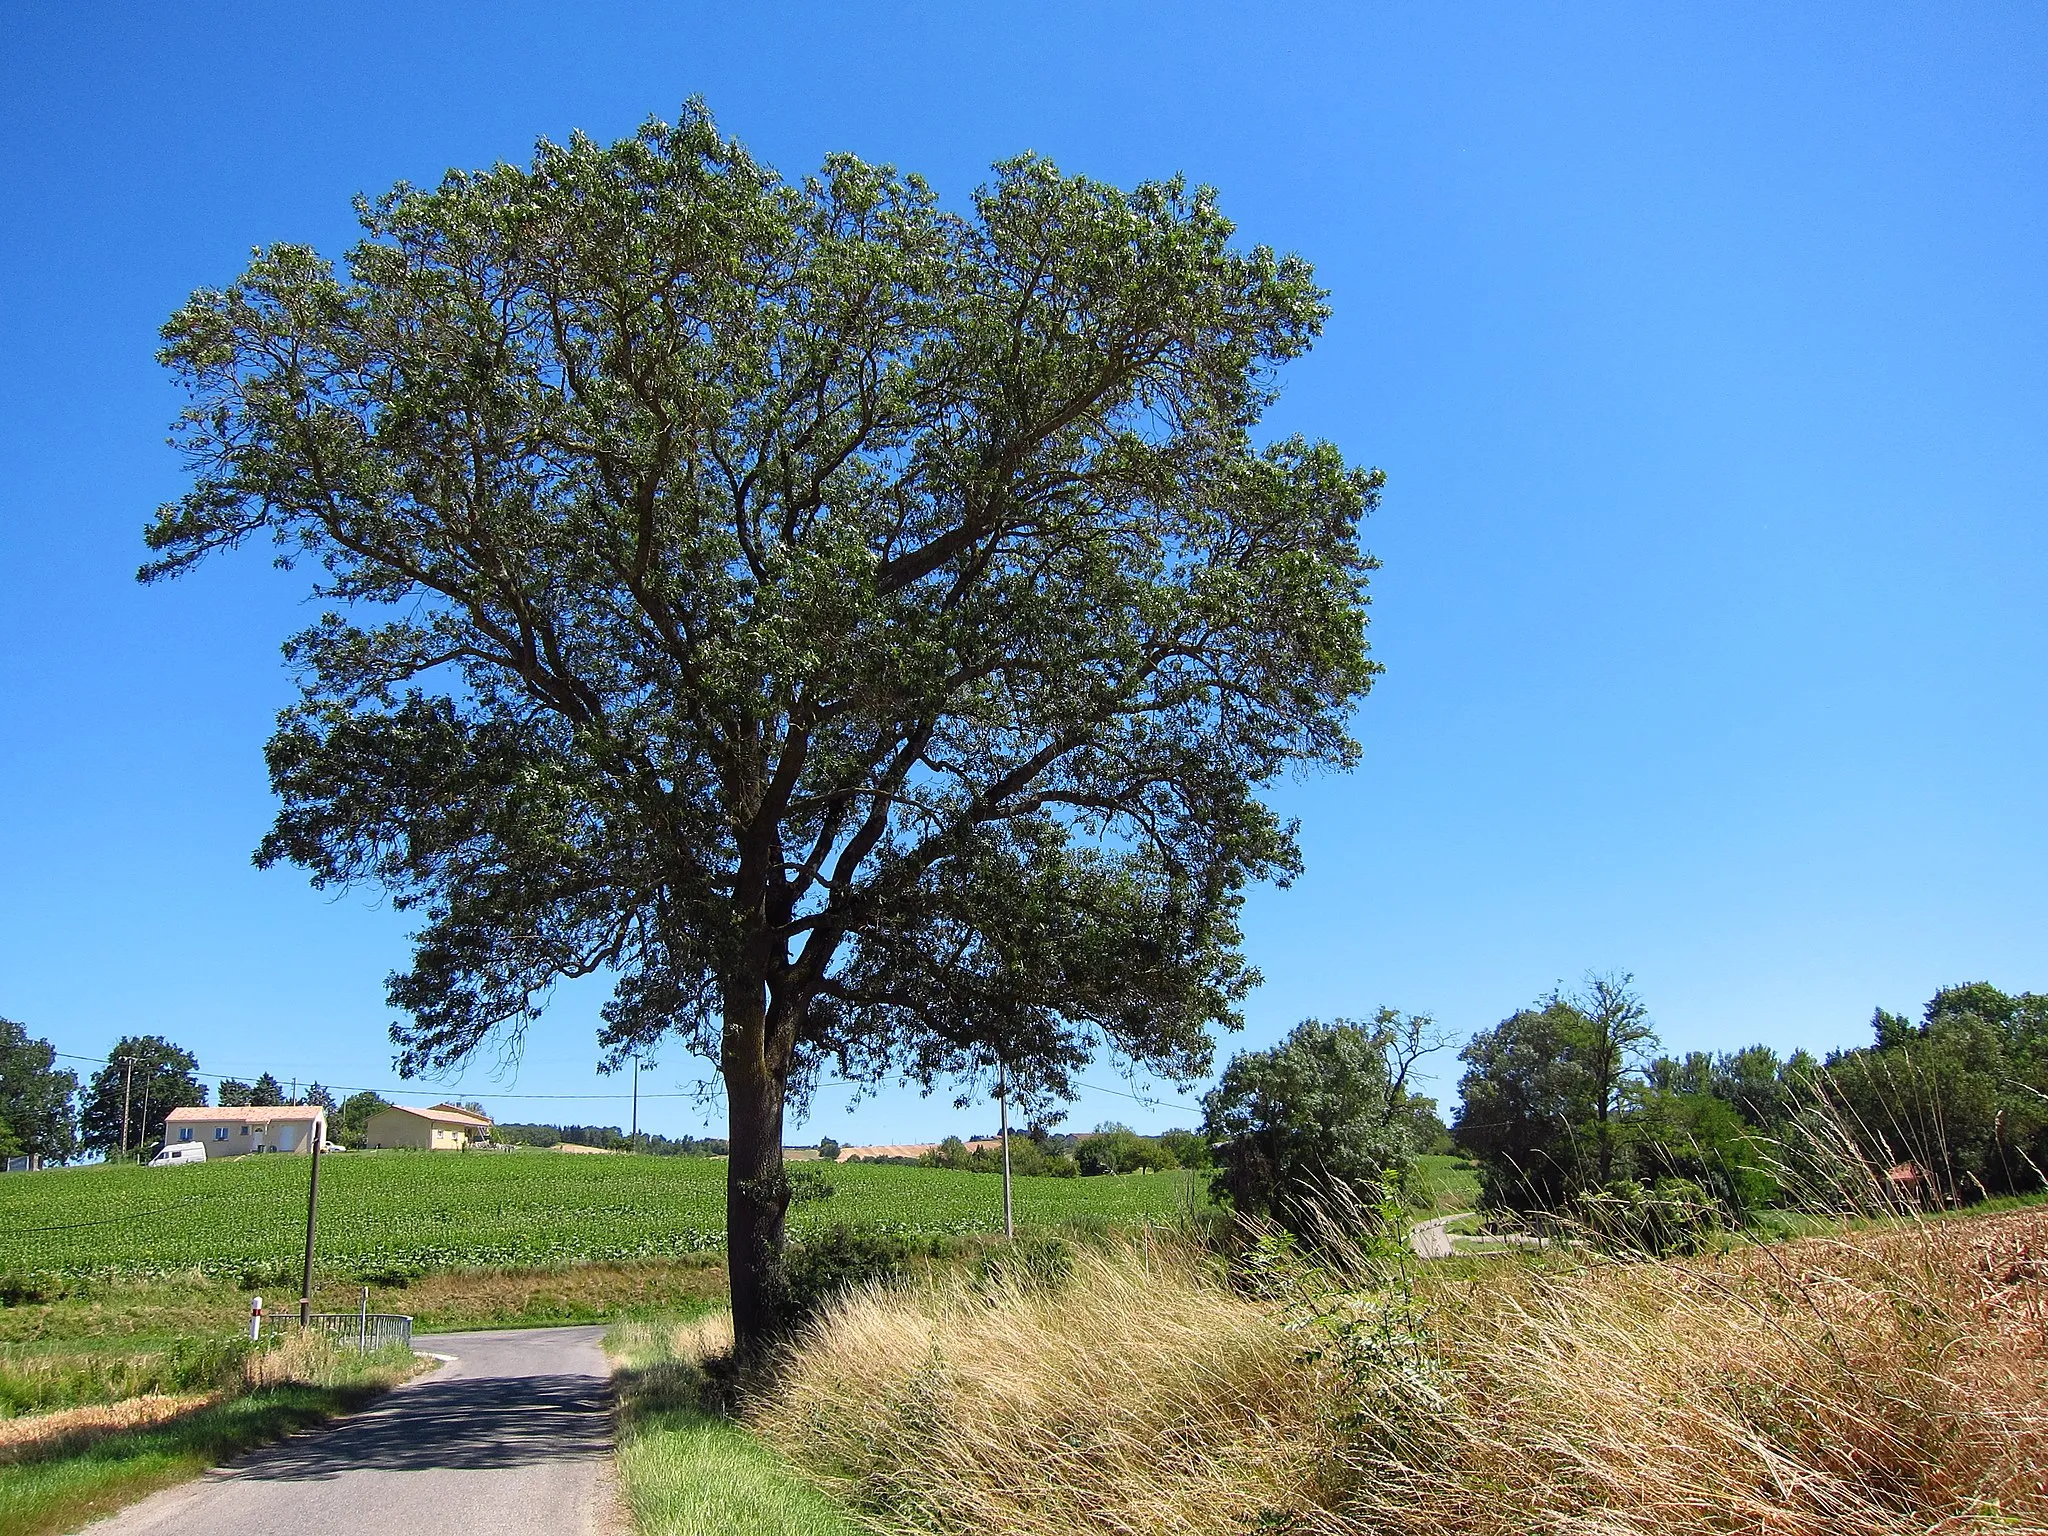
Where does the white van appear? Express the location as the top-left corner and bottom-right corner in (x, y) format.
(148, 1143), (207, 1167)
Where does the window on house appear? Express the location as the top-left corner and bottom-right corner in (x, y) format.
(214, 1127), (229, 1141)
(179, 1128), (193, 1142)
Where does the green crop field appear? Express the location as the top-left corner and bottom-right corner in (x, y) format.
(0, 1153), (1199, 1281)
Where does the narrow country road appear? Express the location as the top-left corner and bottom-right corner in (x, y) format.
(88, 1325), (618, 1536)
(1408, 1214), (1460, 1258)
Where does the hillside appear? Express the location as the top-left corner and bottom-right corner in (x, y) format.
(0, 1152), (1198, 1280)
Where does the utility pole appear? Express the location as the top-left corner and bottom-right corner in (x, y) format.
(999, 1061), (1014, 1240)
(631, 1057), (639, 1149)
(298, 1134), (323, 1328)
(118, 1058), (135, 1159)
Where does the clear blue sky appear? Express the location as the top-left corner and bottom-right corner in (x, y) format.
(3, 2), (2044, 1144)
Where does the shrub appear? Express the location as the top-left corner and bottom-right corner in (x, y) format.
(780, 1225), (915, 1327)
(1202, 1019), (1423, 1233)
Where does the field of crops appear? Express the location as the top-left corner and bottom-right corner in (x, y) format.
(0, 1152), (1199, 1280)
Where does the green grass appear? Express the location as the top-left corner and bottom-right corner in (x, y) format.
(619, 1408), (860, 1536)
(609, 1316), (859, 1536)
(0, 1334), (254, 1415)
(0, 1152), (1198, 1282)
(0, 1341), (415, 1536)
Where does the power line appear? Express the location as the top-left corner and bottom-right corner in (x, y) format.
(53, 1051), (1208, 1114)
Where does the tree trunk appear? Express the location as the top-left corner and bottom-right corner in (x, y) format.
(723, 982), (790, 1363)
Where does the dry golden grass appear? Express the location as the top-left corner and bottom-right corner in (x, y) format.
(751, 1240), (1343, 1536)
(1339, 1209), (2048, 1536)
(0, 1394), (217, 1462)
(754, 1210), (2048, 1536)
(0, 1327), (420, 1469)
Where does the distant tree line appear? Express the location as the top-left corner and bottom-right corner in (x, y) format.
(492, 1122), (731, 1157)
(894, 1123), (1216, 1179)
(1448, 975), (2048, 1244)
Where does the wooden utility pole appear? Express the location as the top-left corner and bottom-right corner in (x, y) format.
(118, 1058), (135, 1158)
(631, 1057), (639, 1148)
(999, 1061), (1014, 1240)
(297, 1135), (323, 1328)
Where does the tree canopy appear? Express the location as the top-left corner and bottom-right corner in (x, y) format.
(145, 105), (1379, 1351)
(79, 1036), (205, 1156)
(1452, 975), (1658, 1211)
(0, 1019), (78, 1163)
(1201, 1012), (1439, 1230)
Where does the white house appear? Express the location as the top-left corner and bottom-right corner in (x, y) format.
(161, 1105), (327, 1160)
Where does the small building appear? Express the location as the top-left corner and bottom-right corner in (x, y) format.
(829, 1139), (1001, 1163)
(163, 1105), (327, 1160)
(363, 1102), (493, 1151)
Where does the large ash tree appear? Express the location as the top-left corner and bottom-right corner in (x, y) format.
(144, 108), (1380, 1354)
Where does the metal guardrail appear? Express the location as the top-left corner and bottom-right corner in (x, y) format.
(306, 1312), (414, 1352)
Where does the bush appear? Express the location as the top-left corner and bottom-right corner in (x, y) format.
(1075, 1124), (1179, 1175)
(1202, 1019), (1422, 1233)
(780, 1225), (915, 1326)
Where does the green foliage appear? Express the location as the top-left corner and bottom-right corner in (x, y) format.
(0, 1020), (77, 1164)
(1452, 975), (1657, 1212)
(1156, 1127), (1213, 1169)
(920, 1134), (1081, 1177)
(0, 1152), (1193, 1281)
(1813, 983), (2048, 1202)
(780, 1225), (916, 1324)
(1202, 1016), (1430, 1231)
(78, 1037), (204, 1156)
(1629, 1088), (1778, 1218)
(144, 101), (1379, 1349)
(1075, 1122), (1179, 1174)
(333, 1090), (389, 1148)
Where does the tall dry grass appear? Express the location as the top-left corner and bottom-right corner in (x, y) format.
(752, 1210), (2048, 1536)
(752, 1240), (1344, 1535)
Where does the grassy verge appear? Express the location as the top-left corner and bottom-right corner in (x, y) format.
(0, 1257), (731, 1353)
(750, 1209), (2048, 1536)
(0, 1335), (417, 1536)
(607, 1314), (860, 1536)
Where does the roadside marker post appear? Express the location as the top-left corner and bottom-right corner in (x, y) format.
(250, 1296), (263, 1341)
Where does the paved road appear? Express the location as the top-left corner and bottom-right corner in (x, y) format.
(89, 1325), (619, 1536)
(1409, 1214), (1460, 1258)
(1408, 1214), (1550, 1258)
